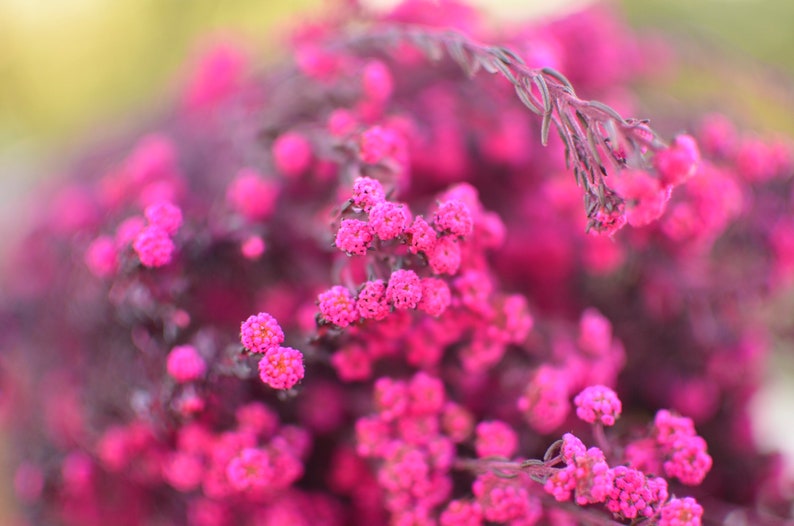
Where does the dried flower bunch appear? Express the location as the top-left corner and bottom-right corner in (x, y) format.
(1, 1), (793, 525)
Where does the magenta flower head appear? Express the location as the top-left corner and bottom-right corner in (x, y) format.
(318, 285), (359, 327)
(259, 347), (305, 390)
(574, 385), (622, 426)
(133, 225), (175, 267)
(335, 218), (374, 256)
(659, 497), (704, 526)
(385, 269), (422, 310)
(433, 200), (473, 238)
(144, 201), (183, 235)
(240, 312), (285, 353)
(352, 176), (385, 212)
(166, 345), (206, 383)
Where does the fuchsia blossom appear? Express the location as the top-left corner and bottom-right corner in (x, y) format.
(272, 132), (312, 178)
(226, 169), (279, 221)
(659, 497), (704, 526)
(335, 218), (374, 255)
(84, 235), (118, 277)
(475, 421), (518, 459)
(369, 201), (412, 240)
(133, 224), (175, 267)
(144, 201), (182, 235)
(433, 200), (473, 237)
(574, 385), (622, 426)
(166, 345), (206, 383)
(240, 312), (285, 353)
(386, 269), (423, 310)
(352, 176), (386, 212)
(258, 347), (305, 390)
(318, 285), (359, 326)
(428, 236), (462, 275)
(407, 215), (438, 254)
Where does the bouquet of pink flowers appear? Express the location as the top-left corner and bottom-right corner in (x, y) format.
(2, 1), (792, 524)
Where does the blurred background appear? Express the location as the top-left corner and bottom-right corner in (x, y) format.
(2, 0), (794, 238)
(0, 0), (793, 519)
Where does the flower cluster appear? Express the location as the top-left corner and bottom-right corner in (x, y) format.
(1, 1), (792, 525)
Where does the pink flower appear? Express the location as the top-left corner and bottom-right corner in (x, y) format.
(474, 420), (518, 459)
(226, 169), (279, 221)
(473, 472), (540, 524)
(441, 402), (475, 443)
(241, 236), (266, 260)
(318, 285), (359, 327)
(328, 108), (358, 137)
(331, 344), (372, 382)
(272, 132), (312, 178)
(356, 279), (390, 321)
(663, 435), (712, 485)
(408, 372), (446, 415)
(115, 216), (146, 249)
(373, 377), (409, 421)
(614, 170), (669, 227)
(183, 41), (246, 110)
(163, 452), (204, 492)
(433, 200), (473, 237)
(369, 201), (411, 240)
(428, 236), (462, 275)
(144, 201), (183, 235)
(659, 497), (703, 526)
(335, 218), (374, 256)
(605, 466), (666, 519)
(386, 269), (423, 310)
(546, 445), (613, 506)
(226, 448), (273, 491)
(240, 312), (285, 353)
(359, 125), (400, 164)
(655, 134), (700, 188)
(362, 60), (393, 102)
(560, 433), (586, 464)
(166, 345), (206, 383)
(518, 366), (570, 434)
(418, 277), (451, 317)
(85, 235), (118, 278)
(133, 225), (175, 267)
(407, 215), (437, 254)
(653, 409), (696, 447)
(258, 347), (305, 390)
(578, 308), (612, 356)
(574, 385), (622, 426)
(352, 176), (385, 212)
(355, 415), (391, 458)
(440, 499), (483, 526)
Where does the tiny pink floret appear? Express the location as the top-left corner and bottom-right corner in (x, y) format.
(434, 200), (473, 237)
(574, 385), (622, 426)
(335, 218), (374, 256)
(386, 269), (423, 310)
(318, 285), (360, 327)
(85, 236), (118, 278)
(166, 345), (206, 383)
(369, 201), (411, 240)
(240, 312), (285, 353)
(133, 225), (175, 268)
(226, 168), (279, 221)
(273, 132), (312, 178)
(241, 236), (266, 260)
(144, 201), (183, 235)
(475, 420), (518, 459)
(258, 346), (305, 390)
(352, 176), (385, 212)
